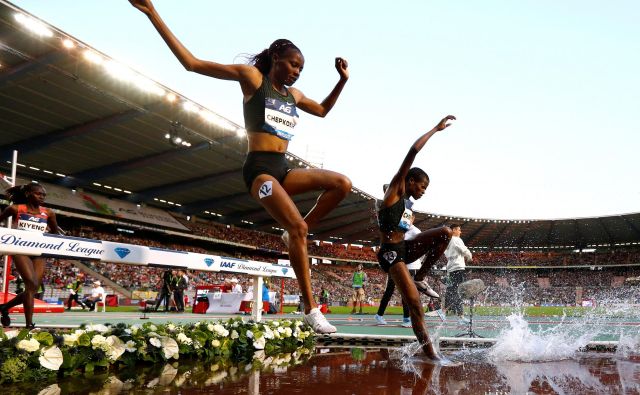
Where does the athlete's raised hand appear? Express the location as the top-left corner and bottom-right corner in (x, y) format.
(434, 115), (456, 132)
(129, 0), (154, 15)
(335, 57), (349, 80)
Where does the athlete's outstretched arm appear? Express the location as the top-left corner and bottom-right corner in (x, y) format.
(292, 58), (349, 117)
(384, 115), (456, 203)
(129, 0), (259, 87)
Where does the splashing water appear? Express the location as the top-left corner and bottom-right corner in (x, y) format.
(389, 325), (450, 374)
(488, 313), (596, 362)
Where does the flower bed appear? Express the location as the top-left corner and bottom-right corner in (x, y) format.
(0, 318), (315, 384)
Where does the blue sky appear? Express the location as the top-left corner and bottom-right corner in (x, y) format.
(13, 0), (640, 220)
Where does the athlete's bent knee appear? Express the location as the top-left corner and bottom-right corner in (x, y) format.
(334, 174), (352, 195)
(288, 220), (308, 241)
(23, 279), (38, 292)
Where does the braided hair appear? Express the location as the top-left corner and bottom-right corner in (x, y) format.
(5, 183), (42, 204)
(250, 39), (301, 75)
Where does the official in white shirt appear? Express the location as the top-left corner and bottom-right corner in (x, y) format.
(444, 224), (473, 323)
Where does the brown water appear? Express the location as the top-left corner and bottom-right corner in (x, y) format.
(7, 347), (640, 395)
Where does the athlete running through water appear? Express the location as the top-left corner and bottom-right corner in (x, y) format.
(377, 115), (456, 360)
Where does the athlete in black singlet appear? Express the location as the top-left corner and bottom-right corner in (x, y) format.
(377, 115), (456, 360)
(131, 0), (350, 333)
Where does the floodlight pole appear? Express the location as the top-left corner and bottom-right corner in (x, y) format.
(2, 150), (17, 297)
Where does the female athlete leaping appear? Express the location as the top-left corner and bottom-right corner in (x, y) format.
(131, 0), (351, 333)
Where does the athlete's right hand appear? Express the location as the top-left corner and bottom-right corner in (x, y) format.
(434, 115), (456, 132)
(129, 0), (154, 15)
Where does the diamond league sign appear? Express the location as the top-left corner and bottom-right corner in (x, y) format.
(0, 228), (103, 259)
(0, 228), (296, 279)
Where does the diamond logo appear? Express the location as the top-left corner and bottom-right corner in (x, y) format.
(204, 258), (214, 267)
(383, 251), (397, 263)
(114, 247), (131, 259)
(281, 268), (288, 275)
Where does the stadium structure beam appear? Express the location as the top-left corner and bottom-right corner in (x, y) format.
(0, 50), (64, 89)
(341, 225), (378, 244)
(621, 216), (640, 240)
(596, 218), (615, 246)
(514, 222), (532, 248)
(231, 196), (321, 223)
(313, 217), (373, 240)
(545, 221), (556, 247)
(488, 224), (510, 249)
(465, 222), (489, 246)
(0, 105), (158, 161)
(123, 169), (241, 202)
(180, 191), (249, 214)
(248, 199), (374, 229)
(59, 141), (210, 187)
(573, 219), (586, 249)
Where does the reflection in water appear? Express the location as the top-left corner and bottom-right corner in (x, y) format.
(4, 346), (635, 395)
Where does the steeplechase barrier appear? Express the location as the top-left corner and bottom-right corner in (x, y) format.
(0, 228), (296, 322)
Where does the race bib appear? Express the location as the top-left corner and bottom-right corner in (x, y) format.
(398, 203), (413, 231)
(263, 97), (298, 140)
(17, 213), (48, 232)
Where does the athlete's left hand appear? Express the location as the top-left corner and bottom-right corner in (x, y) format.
(335, 57), (349, 80)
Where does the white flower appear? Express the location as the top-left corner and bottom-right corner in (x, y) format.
(166, 323), (176, 332)
(246, 330), (254, 339)
(130, 325), (140, 334)
(253, 350), (266, 361)
(177, 333), (192, 345)
(283, 327), (293, 337)
(253, 336), (266, 350)
(211, 339), (221, 348)
(150, 337), (162, 348)
(125, 340), (137, 353)
(63, 333), (79, 346)
(160, 336), (180, 359)
(4, 330), (19, 340)
(149, 324), (158, 331)
(85, 324), (109, 333)
(263, 328), (274, 340)
(271, 321), (280, 327)
(124, 328), (132, 335)
(74, 329), (86, 336)
(230, 330), (239, 340)
(212, 324), (229, 337)
(17, 338), (41, 353)
(91, 334), (108, 349)
(105, 335), (126, 362)
(207, 323), (215, 332)
(39, 346), (63, 370)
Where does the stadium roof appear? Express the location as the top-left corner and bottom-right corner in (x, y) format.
(1, 1), (639, 250)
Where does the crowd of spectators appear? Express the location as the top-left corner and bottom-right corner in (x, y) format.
(6, 214), (638, 309)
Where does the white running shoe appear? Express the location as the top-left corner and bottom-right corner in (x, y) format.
(281, 231), (290, 246)
(303, 308), (337, 334)
(414, 279), (440, 298)
(374, 314), (387, 325)
(401, 318), (412, 328)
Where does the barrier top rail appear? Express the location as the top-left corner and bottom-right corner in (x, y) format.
(0, 228), (296, 279)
